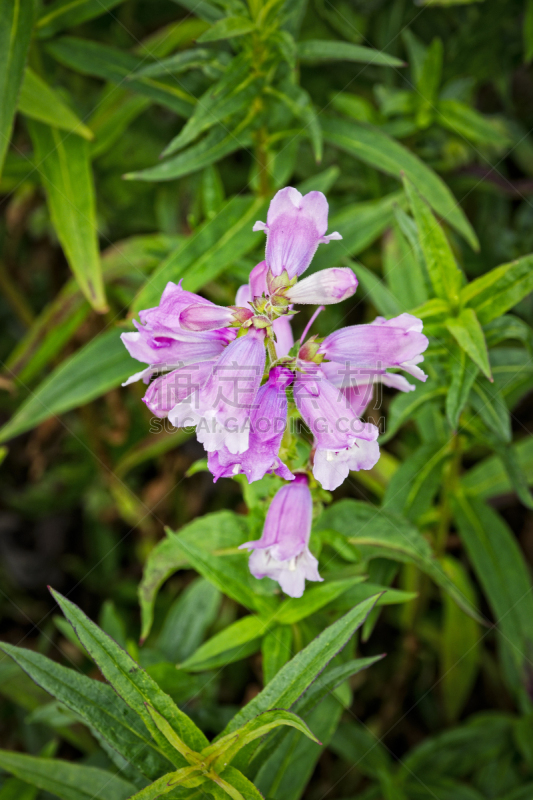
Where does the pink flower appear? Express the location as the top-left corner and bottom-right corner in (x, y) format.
(253, 188), (342, 278)
(235, 273), (294, 358)
(285, 268), (357, 305)
(143, 360), (217, 417)
(208, 367), (294, 483)
(169, 328), (266, 455)
(239, 474), (322, 597)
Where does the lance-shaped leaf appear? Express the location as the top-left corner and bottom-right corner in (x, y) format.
(321, 115), (478, 249)
(262, 626), (292, 685)
(203, 710), (320, 770)
(18, 68), (94, 139)
(28, 120), (107, 312)
(0, 0), (34, 179)
(36, 0), (125, 38)
(272, 578), (366, 625)
(50, 589), (209, 766)
(403, 175), (463, 306)
(379, 382), (447, 444)
(460, 253), (533, 324)
(446, 308), (492, 379)
(297, 39), (404, 67)
(215, 766), (264, 800)
(446, 346), (479, 430)
(0, 329), (134, 444)
(127, 766), (203, 800)
(461, 436), (533, 500)
(197, 15), (256, 43)
(0, 750), (134, 800)
(163, 56), (262, 156)
(223, 595), (380, 735)
(470, 377), (511, 443)
(0, 642), (173, 781)
(180, 615), (269, 672)
(145, 704), (202, 765)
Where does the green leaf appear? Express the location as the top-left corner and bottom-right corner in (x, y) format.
(216, 766), (264, 800)
(158, 578), (221, 663)
(461, 437), (533, 500)
(297, 39), (403, 67)
(460, 254), (533, 324)
(130, 49), (214, 80)
(314, 500), (482, 622)
(126, 766), (203, 800)
(163, 57), (261, 156)
(379, 382), (447, 444)
(383, 220), (429, 310)
(330, 720), (392, 780)
(491, 441), (533, 510)
(18, 68), (93, 140)
(0, 751), (134, 800)
(28, 120), (107, 312)
(205, 709), (320, 768)
(416, 37), (443, 107)
(470, 377), (511, 442)
(446, 346), (479, 430)
(36, 0), (125, 38)
(273, 578), (366, 625)
(0, 642), (173, 782)
(452, 491), (533, 695)
(440, 556), (481, 723)
(126, 125), (253, 182)
(437, 99), (509, 146)
(0, 0), (34, 179)
(526, 0), (533, 62)
(351, 261), (402, 317)
(180, 615), (269, 671)
(46, 37), (195, 117)
(311, 191), (404, 272)
(131, 195), (267, 314)
(89, 87), (149, 160)
(383, 442), (450, 521)
(223, 595), (380, 734)
(446, 308), (492, 379)
(262, 626), (292, 685)
(403, 174), (463, 305)
(197, 16), (256, 42)
(0, 329), (133, 444)
(50, 589), (209, 764)
(321, 116), (479, 249)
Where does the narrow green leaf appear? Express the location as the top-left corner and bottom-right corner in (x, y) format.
(131, 49), (214, 80)
(127, 766), (203, 800)
(461, 437), (533, 500)
(180, 616), (269, 671)
(0, 642), (173, 781)
(50, 589), (209, 764)
(273, 578), (366, 625)
(0, 751), (134, 800)
(262, 626), (292, 685)
(321, 115), (478, 249)
(297, 39), (404, 67)
(223, 595), (380, 734)
(416, 37), (443, 107)
(0, 329), (133, 444)
(403, 174), (462, 305)
(526, 0), (533, 62)
(314, 499), (482, 622)
(126, 125), (253, 182)
(145, 705), (201, 764)
(383, 217), (429, 309)
(89, 87), (149, 160)
(163, 57), (261, 156)
(446, 308), (492, 379)
(158, 578), (221, 663)
(440, 556), (481, 723)
(383, 442), (450, 521)
(452, 491), (533, 694)
(491, 441), (533, 510)
(18, 68), (93, 139)
(460, 254), (533, 325)
(131, 195), (267, 314)
(379, 383), (447, 444)
(446, 346), (479, 430)
(216, 766), (263, 800)
(46, 37), (195, 117)
(36, 0), (125, 38)
(437, 99), (509, 146)
(351, 262), (402, 317)
(470, 377), (511, 442)
(197, 16), (256, 42)
(28, 120), (107, 312)
(0, 0), (34, 178)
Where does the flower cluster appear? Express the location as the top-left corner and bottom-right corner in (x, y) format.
(122, 187), (428, 597)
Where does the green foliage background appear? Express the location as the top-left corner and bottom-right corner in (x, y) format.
(1, 0), (533, 798)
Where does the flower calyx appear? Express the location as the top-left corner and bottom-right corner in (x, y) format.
(299, 335), (324, 364)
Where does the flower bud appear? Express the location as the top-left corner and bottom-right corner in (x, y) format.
(285, 268), (357, 305)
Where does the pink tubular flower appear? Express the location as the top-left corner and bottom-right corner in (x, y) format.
(293, 367), (380, 491)
(168, 328), (266, 455)
(239, 474), (322, 597)
(208, 367), (294, 483)
(319, 313), (429, 382)
(253, 187), (342, 279)
(285, 268), (357, 305)
(121, 281), (234, 384)
(143, 360), (217, 417)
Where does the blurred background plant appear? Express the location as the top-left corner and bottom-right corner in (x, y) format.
(1, 0), (533, 798)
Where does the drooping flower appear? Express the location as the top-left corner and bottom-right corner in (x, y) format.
(253, 187), (342, 278)
(319, 313), (429, 382)
(143, 360), (217, 417)
(239, 474), (322, 597)
(208, 367), (294, 483)
(285, 267), (357, 305)
(293, 366), (380, 491)
(169, 328), (266, 455)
